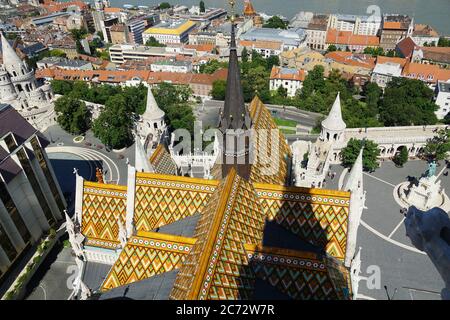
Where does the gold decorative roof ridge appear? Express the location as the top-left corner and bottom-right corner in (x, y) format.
(254, 183), (351, 198)
(136, 171), (220, 186)
(187, 169), (239, 299)
(135, 230), (197, 245)
(84, 180), (127, 191)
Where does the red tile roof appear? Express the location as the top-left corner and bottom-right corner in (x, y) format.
(326, 29), (380, 46)
(402, 62), (450, 83)
(325, 51), (376, 69)
(270, 66), (306, 81)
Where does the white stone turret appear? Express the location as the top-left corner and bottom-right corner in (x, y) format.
(321, 92), (346, 143)
(344, 148), (366, 268)
(0, 69), (17, 101)
(1, 33), (37, 97)
(142, 85), (165, 128)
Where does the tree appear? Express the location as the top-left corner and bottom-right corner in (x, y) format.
(422, 128), (450, 162)
(50, 80), (73, 95)
(145, 36), (166, 47)
(341, 138), (380, 172)
(263, 16), (288, 29)
(159, 2), (171, 10)
(276, 85), (288, 98)
(70, 28), (87, 41)
(379, 78), (438, 127)
(241, 47), (249, 63)
(438, 37), (450, 47)
(211, 80), (227, 100)
(393, 147), (408, 167)
(92, 95), (133, 149)
(54, 96), (91, 135)
(363, 47), (385, 56)
(199, 59), (227, 74)
(326, 44), (337, 53)
(199, 0), (205, 13)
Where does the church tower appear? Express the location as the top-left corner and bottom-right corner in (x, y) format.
(219, 0), (252, 180)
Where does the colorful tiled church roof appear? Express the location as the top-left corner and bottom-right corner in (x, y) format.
(248, 96), (292, 185)
(170, 169), (265, 299)
(101, 231), (196, 291)
(149, 143), (178, 176)
(133, 172), (219, 232)
(254, 183), (351, 261)
(81, 181), (127, 249)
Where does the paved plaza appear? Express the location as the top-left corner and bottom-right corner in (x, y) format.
(345, 159), (448, 300)
(25, 245), (77, 300)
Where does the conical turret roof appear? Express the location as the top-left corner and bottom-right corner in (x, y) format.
(142, 86), (165, 120)
(1, 33), (24, 68)
(322, 92), (346, 132)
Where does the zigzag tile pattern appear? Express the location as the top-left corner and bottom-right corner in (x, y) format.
(133, 173), (219, 232)
(170, 177), (228, 300)
(149, 144), (178, 176)
(254, 185), (350, 261)
(245, 245), (344, 300)
(81, 181), (127, 249)
(248, 97), (292, 186)
(101, 232), (195, 291)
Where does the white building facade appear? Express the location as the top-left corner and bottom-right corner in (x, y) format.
(435, 81), (450, 119)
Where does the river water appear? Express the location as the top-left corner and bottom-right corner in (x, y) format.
(103, 0), (450, 35)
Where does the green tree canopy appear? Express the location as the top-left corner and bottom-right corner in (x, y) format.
(341, 138), (380, 172)
(92, 95), (133, 149)
(379, 78), (438, 127)
(422, 128), (450, 162)
(145, 36), (166, 47)
(54, 96), (91, 135)
(199, 1), (205, 13)
(211, 80), (227, 100)
(393, 147), (409, 167)
(159, 2), (171, 10)
(199, 59), (227, 74)
(263, 16), (288, 29)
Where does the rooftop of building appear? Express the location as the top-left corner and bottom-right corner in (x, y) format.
(0, 104), (48, 183)
(326, 29), (380, 46)
(402, 61), (450, 83)
(382, 14), (412, 30)
(270, 66), (307, 81)
(413, 24), (439, 37)
(325, 51), (376, 70)
(240, 27), (306, 46)
(144, 19), (196, 35)
(373, 61), (403, 76)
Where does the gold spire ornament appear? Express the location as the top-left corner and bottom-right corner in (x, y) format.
(229, 0), (236, 22)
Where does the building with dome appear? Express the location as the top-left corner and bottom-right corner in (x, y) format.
(0, 33), (56, 131)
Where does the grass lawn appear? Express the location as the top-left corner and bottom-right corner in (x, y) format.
(274, 117), (297, 127)
(280, 128), (297, 135)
